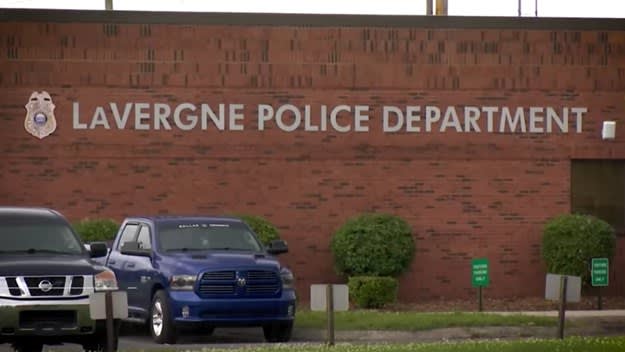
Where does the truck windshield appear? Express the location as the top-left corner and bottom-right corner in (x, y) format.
(0, 222), (84, 255)
(158, 223), (262, 252)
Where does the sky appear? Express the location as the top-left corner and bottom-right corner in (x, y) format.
(0, 0), (624, 18)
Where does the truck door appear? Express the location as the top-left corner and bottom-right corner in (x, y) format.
(125, 223), (156, 312)
(106, 223), (139, 312)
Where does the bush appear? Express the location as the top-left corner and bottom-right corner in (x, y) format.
(348, 276), (398, 309)
(330, 213), (415, 277)
(237, 214), (280, 246)
(542, 213), (616, 284)
(73, 218), (119, 243)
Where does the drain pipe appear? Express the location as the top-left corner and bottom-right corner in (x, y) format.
(535, 0), (538, 16)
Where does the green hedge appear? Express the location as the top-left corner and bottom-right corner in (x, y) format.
(73, 218), (120, 243)
(330, 213), (415, 277)
(348, 276), (398, 309)
(542, 213), (616, 284)
(237, 214), (280, 246)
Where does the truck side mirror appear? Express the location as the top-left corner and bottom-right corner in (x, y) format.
(89, 242), (108, 258)
(120, 241), (152, 257)
(267, 240), (288, 255)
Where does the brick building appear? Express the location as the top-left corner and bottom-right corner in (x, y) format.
(1, 9), (624, 302)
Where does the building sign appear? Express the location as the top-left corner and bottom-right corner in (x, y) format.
(71, 102), (587, 134)
(24, 91), (57, 139)
(471, 258), (490, 287)
(591, 258), (609, 287)
(21, 91), (590, 137)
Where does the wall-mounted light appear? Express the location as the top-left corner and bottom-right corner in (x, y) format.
(602, 121), (616, 140)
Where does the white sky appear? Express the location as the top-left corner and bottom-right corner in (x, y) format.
(1, 0), (624, 18)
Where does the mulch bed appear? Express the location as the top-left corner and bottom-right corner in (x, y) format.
(386, 296), (625, 312)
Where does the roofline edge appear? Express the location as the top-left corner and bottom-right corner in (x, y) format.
(1, 8), (624, 30)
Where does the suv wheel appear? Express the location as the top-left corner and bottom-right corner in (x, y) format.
(262, 321), (293, 342)
(150, 290), (178, 344)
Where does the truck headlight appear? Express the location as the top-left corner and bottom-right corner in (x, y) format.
(94, 269), (118, 291)
(170, 275), (196, 290)
(280, 269), (294, 290)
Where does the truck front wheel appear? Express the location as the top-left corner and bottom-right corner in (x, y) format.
(150, 290), (178, 344)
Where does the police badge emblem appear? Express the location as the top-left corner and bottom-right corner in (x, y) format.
(24, 91), (57, 139)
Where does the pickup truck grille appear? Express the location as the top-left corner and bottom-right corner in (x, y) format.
(246, 284), (280, 295)
(198, 270), (280, 298)
(1, 275), (90, 298)
(247, 270), (277, 281)
(199, 284), (235, 295)
(201, 271), (235, 281)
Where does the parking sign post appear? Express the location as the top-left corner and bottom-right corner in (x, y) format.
(326, 284), (335, 346)
(591, 258), (609, 310)
(557, 275), (568, 339)
(310, 284), (348, 347)
(105, 291), (114, 352)
(471, 258), (489, 312)
(545, 273), (581, 339)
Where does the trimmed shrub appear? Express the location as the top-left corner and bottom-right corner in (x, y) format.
(73, 218), (119, 243)
(330, 213), (415, 277)
(237, 214), (280, 246)
(542, 213), (616, 284)
(348, 276), (398, 309)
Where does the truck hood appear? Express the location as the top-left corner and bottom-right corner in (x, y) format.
(0, 255), (103, 276)
(160, 251), (282, 274)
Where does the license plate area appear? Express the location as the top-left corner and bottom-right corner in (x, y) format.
(19, 310), (77, 330)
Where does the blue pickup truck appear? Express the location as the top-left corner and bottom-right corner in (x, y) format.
(98, 215), (296, 344)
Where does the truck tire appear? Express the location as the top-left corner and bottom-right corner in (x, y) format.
(262, 321), (293, 342)
(150, 290), (178, 344)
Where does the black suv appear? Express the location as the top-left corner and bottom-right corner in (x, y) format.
(0, 207), (122, 352)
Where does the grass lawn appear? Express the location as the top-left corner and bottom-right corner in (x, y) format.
(156, 337), (625, 352)
(294, 310), (557, 330)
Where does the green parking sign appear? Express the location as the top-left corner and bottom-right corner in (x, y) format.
(591, 258), (609, 287)
(471, 258), (489, 287)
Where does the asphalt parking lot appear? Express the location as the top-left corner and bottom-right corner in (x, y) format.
(0, 326), (280, 351)
(2, 312), (625, 351)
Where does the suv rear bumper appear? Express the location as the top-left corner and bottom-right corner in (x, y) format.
(0, 297), (97, 339)
(169, 289), (296, 326)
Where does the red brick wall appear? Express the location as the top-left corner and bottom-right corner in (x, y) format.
(1, 11), (625, 302)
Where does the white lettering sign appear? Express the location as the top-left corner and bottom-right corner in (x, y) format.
(71, 103), (588, 134)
